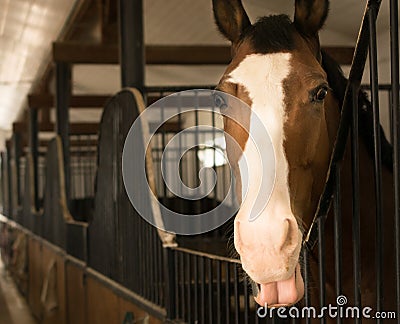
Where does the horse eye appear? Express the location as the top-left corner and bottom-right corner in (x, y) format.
(313, 87), (328, 102)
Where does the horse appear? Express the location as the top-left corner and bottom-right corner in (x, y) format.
(212, 0), (396, 320)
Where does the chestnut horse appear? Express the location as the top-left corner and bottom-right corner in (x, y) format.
(213, 0), (396, 319)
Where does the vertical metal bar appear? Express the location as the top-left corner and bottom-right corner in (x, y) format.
(368, 5), (383, 317)
(389, 90), (394, 145)
(333, 166), (342, 324)
(243, 275), (249, 324)
(180, 251), (186, 319)
(212, 101), (218, 206)
(225, 262), (231, 324)
(194, 91), (201, 214)
(351, 84), (362, 324)
(194, 255), (199, 323)
(55, 62), (71, 205)
(302, 248), (311, 324)
(157, 233), (163, 306)
(163, 248), (177, 320)
(145, 220), (151, 300)
(233, 264), (240, 323)
(178, 92), (184, 213)
(207, 258), (213, 324)
(149, 228), (155, 303)
(317, 216), (326, 324)
(118, 0), (144, 92)
(216, 260), (222, 324)
(200, 256), (206, 324)
(174, 250), (180, 317)
(390, 0), (400, 322)
(186, 253), (192, 323)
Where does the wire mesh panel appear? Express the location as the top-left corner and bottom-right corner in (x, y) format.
(69, 134), (98, 222)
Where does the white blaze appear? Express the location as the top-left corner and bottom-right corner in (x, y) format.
(228, 53), (293, 224)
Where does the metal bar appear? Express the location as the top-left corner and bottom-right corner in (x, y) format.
(145, 221), (151, 300)
(180, 251), (185, 319)
(149, 227), (155, 303)
(317, 216), (326, 324)
(216, 260), (222, 324)
(333, 166), (342, 324)
(368, 5), (383, 317)
(233, 265), (240, 323)
(194, 255), (199, 322)
(207, 258), (213, 324)
(163, 248), (177, 320)
(302, 248), (311, 324)
(225, 262), (231, 324)
(390, 0), (400, 321)
(200, 256), (206, 324)
(157, 234), (163, 306)
(55, 62), (71, 205)
(118, 0), (144, 91)
(186, 253), (192, 323)
(194, 91), (201, 215)
(174, 250), (180, 317)
(351, 84), (362, 323)
(243, 276), (249, 324)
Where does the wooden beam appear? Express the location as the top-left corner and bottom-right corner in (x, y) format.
(28, 94), (110, 108)
(146, 45), (231, 65)
(20, 138), (98, 149)
(53, 43), (354, 65)
(12, 121), (180, 136)
(13, 122), (99, 135)
(53, 42), (119, 64)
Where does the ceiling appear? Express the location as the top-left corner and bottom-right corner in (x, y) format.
(0, 0), (396, 148)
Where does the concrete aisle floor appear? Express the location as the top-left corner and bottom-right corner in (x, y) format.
(0, 256), (37, 324)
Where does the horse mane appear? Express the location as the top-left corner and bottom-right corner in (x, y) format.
(321, 50), (393, 170)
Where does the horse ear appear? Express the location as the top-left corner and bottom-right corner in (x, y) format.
(212, 0), (251, 44)
(294, 0), (329, 36)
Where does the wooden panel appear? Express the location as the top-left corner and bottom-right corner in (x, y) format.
(28, 237), (43, 319)
(86, 277), (119, 324)
(53, 42), (355, 65)
(41, 245), (66, 324)
(65, 262), (87, 324)
(13, 122), (98, 135)
(118, 298), (163, 324)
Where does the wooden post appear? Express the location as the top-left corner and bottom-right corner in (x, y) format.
(12, 132), (21, 208)
(29, 108), (39, 210)
(55, 62), (71, 204)
(118, 0), (144, 91)
(6, 142), (12, 218)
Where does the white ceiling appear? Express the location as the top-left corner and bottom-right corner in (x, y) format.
(0, 0), (79, 131)
(0, 0), (396, 149)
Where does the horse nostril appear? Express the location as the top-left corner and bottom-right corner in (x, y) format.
(278, 218), (298, 252)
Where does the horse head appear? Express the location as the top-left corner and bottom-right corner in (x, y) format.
(213, 0), (340, 307)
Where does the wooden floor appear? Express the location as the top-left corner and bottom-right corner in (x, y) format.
(0, 256), (36, 324)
